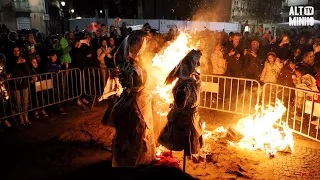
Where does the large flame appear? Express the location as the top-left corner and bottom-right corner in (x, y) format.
(150, 32), (294, 159)
(232, 100), (294, 157)
(151, 32), (196, 116)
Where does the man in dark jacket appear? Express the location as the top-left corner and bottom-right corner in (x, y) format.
(224, 33), (244, 77)
(243, 40), (262, 80)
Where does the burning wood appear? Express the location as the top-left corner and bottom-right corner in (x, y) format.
(202, 100), (294, 158)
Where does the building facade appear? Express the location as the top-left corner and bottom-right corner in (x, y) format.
(0, 0), (47, 32)
(230, 0), (283, 34)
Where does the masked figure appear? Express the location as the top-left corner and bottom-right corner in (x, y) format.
(107, 30), (156, 167)
(158, 50), (203, 156)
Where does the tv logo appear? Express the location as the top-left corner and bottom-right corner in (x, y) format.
(289, 6), (314, 26)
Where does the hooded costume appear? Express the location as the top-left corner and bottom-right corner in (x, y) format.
(102, 31), (156, 167)
(158, 50), (203, 156)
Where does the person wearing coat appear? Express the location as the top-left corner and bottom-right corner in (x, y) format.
(260, 52), (283, 104)
(260, 52), (283, 83)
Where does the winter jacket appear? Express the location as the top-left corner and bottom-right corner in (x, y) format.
(294, 74), (319, 99)
(260, 60), (283, 83)
(278, 63), (295, 87)
(60, 37), (72, 64)
(211, 53), (227, 75)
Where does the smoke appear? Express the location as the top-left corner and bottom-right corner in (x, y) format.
(190, 0), (232, 22)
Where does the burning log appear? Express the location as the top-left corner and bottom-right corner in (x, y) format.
(226, 125), (244, 142)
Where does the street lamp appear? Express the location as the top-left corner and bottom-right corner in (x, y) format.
(100, 10), (103, 13)
(61, 1), (65, 7)
(71, 9), (74, 13)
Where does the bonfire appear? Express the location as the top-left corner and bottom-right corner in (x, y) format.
(150, 32), (294, 163)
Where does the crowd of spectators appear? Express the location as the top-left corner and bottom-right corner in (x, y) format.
(0, 22), (320, 130)
(0, 22), (144, 130)
(195, 27), (320, 123)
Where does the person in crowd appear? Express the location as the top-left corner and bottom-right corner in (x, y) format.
(59, 35), (72, 69)
(47, 51), (66, 115)
(210, 44), (227, 75)
(278, 60), (296, 88)
(243, 40), (262, 80)
(97, 38), (113, 86)
(67, 32), (75, 47)
(300, 51), (316, 76)
(120, 22), (130, 37)
(222, 32), (234, 46)
(27, 33), (37, 47)
(27, 44), (41, 63)
(224, 33), (244, 77)
(292, 66), (319, 120)
(110, 25), (122, 38)
(313, 43), (320, 65)
(30, 58), (48, 119)
(100, 24), (109, 38)
(74, 26), (80, 34)
(70, 39), (90, 105)
(274, 36), (291, 61)
(291, 48), (302, 64)
(10, 46), (33, 125)
(260, 52), (283, 83)
(0, 53), (12, 128)
(108, 37), (117, 55)
(296, 36), (309, 55)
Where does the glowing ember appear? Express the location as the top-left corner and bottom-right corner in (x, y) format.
(150, 32), (197, 116)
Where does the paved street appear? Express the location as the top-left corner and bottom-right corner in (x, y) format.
(1, 103), (320, 179)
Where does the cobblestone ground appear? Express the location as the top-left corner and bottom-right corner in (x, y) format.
(1, 103), (320, 179)
(200, 108), (320, 180)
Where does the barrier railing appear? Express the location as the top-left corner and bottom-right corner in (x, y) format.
(199, 74), (261, 116)
(262, 83), (320, 142)
(82, 67), (115, 109)
(0, 68), (82, 122)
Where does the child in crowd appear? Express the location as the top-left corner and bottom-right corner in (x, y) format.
(260, 52), (283, 83)
(47, 51), (66, 115)
(30, 58), (48, 118)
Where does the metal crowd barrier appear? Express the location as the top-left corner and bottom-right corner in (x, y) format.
(199, 74), (261, 116)
(262, 83), (320, 142)
(0, 68), (82, 122)
(82, 67), (115, 109)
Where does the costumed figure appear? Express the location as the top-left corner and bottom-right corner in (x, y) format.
(158, 50), (203, 156)
(103, 30), (156, 167)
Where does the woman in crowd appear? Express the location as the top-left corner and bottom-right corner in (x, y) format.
(97, 38), (113, 86)
(10, 46), (33, 125)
